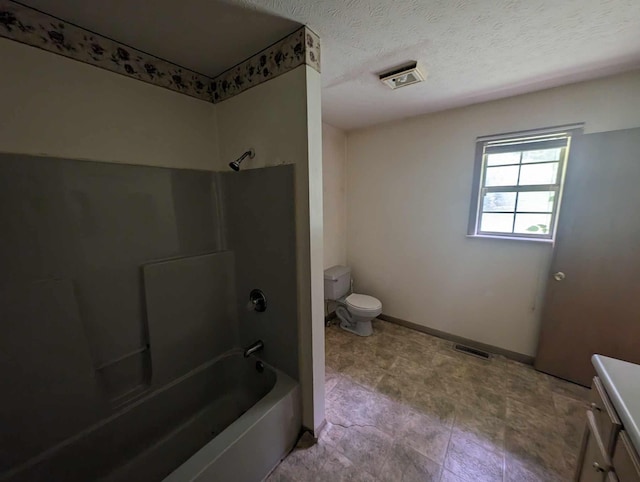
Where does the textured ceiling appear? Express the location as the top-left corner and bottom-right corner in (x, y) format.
(17, 0), (640, 130)
(19, 0), (300, 77)
(232, 0), (640, 130)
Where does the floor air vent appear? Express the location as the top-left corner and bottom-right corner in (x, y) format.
(453, 344), (491, 360)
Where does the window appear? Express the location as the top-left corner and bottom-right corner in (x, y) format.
(468, 127), (579, 241)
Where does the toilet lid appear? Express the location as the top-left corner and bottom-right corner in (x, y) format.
(346, 293), (382, 311)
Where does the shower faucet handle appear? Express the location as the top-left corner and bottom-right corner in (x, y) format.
(247, 289), (267, 312)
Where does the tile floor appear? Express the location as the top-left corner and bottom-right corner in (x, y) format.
(268, 318), (590, 482)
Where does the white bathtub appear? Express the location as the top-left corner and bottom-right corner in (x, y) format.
(163, 359), (300, 482)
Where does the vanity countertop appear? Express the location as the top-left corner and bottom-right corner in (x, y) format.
(592, 354), (640, 453)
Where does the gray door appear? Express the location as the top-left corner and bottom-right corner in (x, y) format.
(535, 127), (640, 386)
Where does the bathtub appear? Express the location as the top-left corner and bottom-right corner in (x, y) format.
(5, 351), (300, 482)
(162, 359), (301, 482)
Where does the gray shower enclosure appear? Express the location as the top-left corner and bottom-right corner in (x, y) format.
(0, 154), (298, 479)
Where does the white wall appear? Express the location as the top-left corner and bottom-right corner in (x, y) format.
(346, 70), (640, 357)
(0, 38), (219, 170)
(304, 66), (325, 434)
(217, 65), (325, 432)
(322, 123), (347, 268)
(216, 67), (307, 171)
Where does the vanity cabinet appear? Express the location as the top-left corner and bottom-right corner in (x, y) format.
(576, 377), (640, 482)
(614, 432), (640, 482)
(578, 410), (611, 482)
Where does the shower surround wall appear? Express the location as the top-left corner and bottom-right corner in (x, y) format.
(0, 155), (233, 469)
(222, 166), (298, 379)
(0, 156), (298, 478)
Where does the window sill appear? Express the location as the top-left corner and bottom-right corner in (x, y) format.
(466, 234), (554, 244)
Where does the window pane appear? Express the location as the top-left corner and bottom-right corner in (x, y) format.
(514, 213), (552, 235)
(519, 162), (558, 185)
(480, 213), (514, 233)
(485, 166), (519, 187)
(486, 152), (520, 166)
(522, 148), (561, 163)
(517, 191), (555, 213)
(482, 192), (516, 212)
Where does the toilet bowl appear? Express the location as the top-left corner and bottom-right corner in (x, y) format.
(335, 293), (382, 336)
(324, 266), (382, 337)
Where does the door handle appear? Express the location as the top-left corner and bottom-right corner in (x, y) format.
(553, 272), (566, 281)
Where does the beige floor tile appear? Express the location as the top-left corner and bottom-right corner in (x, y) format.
(504, 363), (556, 412)
(444, 435), (504, 482)
(362, 391), (411, 438)
(342, 363), (385, 390)
(504, 426), (571, 481)
(326, 378), (377, 428)
(319, 450), (378, 482)
(394, 337), (437, 361)
(319, 421), (348, 447)
(282, 437), (333, 474)
(274, 319), (586, 482)
(439, 469), (465, 482)
(406, 385), (457, 427)
(504, 453), (569, 482)
(326, 377), (408, 438)
(449, 381), (507, 419)
(265, 465), (299, 482)
(371, 318), (413, 338)
(400, 407), (452, 463)
(505, 397), (559, 436)
(388, 355), (434, 385)
(326, 349), (356, 372)
(375, 373), (417, 402)
(379, 441), (442, 482)
(552, 392), (588, 452)
(325, 366), (343, 395)
(548, 375), (590, 401)
(411, 330), (450, 351)
(451, 404), (505, 455)
(267, 440), (332, 482)
(336, 424), (395, 476)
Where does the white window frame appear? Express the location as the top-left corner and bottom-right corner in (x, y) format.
(468, 126), (583, 241)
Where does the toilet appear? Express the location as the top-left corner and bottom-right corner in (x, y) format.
(323, 265), (382, 337)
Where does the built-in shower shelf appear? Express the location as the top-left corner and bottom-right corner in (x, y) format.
(95, 345), (150, 371)
(95, 344), (152, 406)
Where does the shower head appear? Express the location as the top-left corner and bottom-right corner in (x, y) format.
(229, 148), (255, 171)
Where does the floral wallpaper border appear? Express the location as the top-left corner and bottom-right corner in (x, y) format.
(0, 0), (321, 104)
(212, 26), (320, 102)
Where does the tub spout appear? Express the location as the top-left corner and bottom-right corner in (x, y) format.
(243, 340), (264, 358)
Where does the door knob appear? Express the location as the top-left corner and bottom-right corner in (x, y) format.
(553, 271), (566, 281)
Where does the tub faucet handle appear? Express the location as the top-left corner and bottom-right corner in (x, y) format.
(243, 340), (264, 357)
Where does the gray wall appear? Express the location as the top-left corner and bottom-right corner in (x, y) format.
(221, 165), (299, 379)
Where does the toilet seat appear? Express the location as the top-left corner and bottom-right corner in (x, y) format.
(345, 293), (382, 316)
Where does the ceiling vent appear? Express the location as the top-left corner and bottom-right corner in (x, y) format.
(379, 61), (426, 89)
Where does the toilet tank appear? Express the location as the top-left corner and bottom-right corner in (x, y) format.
(324, 265), (351, 300)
